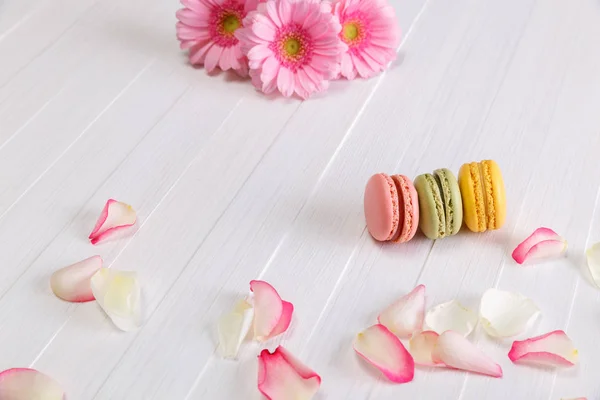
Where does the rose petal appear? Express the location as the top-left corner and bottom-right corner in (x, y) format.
(508, 330), (578, 367)
(89, 199), (137, 245)
(409, 331), (444, 367)
(250, 280), (293, 341)
(218, 299), (254, 359)
(378, 284), (425, 339)
(0, 368), (65, 399)
(425, 300), (478, 336)
(432, 330), (503, 377)
(50, 255), (102, 302)
(586, 243), (600, 287)
(512, 227), (567, 265)
(258, 346), (321, 400)
(353, 324), (415, 383)
(479, 288), (540, 338)
(91, 268), (142, 331)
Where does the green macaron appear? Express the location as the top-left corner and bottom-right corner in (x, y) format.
(414, 169), (463, 239)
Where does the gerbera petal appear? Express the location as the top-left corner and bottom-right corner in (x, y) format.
(218, 299), (254, 359)
(409, 331), (443, 367)
(302, 8), (321, 30)
(261, 56), (280, 87)
(0, 369), (65, 399)
(512, 227), (568, 265)
(378, 284), (425, 339)
(353, 324), (415, 383)
(91, 268), (142, 331)
(340, 52), (356, 80)
(277, 67), (295, 97)
(247, 44), (273, 63)
(89, 199), (136, 245)
(509, 330), (578, 367)
(350, 53), (372, 78)
(307, 21), (330, 40)
(189, 41), (213, 65)
(266, 1), (283, 27)
(425, 299), (478, 336)
(297, 68), (316, 95)
(292, 0), (309, 25)
(204, 45), (224, 72)
(258, 346), (321, 400)
(278, 0), (293, 24)
(360, 51), (384, 77)
(51, 255), (102, 303)
(586, 243), (600, 287)
(181, 0), (211, 13)
(432, 331), (503, 377)
(218, 47), (233, 71)
(176, 9), (209, 27)
(252, 15), (277, 41)
(176, 22), (207, 41)
(480, 288), (540, 338)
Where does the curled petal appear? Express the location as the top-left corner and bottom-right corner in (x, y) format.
(512, 227), (567, 265)
(425, 300), (477, 336)
(378, 285), (425, 339)
(479, 288), (540, 338)
(353, 324), (415, 383)
(50, 256), (102, 302)
(409, 331), (443, 367)
(89, 199), (137, 245)
(508, 330), (578, 367)
(250, 280), (293, 341)
(586, 243), (600, 287)
(431, 331), (503, 378)
(258, 346), (321, 400)
(0, 368), (65, 399)
(91, 268), (142, 331)
(218, 299), (254, 359)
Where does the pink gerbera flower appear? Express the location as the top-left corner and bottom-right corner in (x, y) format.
(236, 0), (347, 99)
(333, 0), (400, 79)
(176, 0), (259, 75)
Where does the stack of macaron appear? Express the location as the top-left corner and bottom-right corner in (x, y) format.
(364, 160), (506, 242)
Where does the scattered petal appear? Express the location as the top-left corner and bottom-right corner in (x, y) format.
(250, 280), (293, 341)
(353, 324), (415, 383)
(586, 243), (600, 287)
(431, 330), (503, 378)
(258, 346), (321, 400)
(425, 300), (477, 336)
(0, 368), (65, 399)
(409, 331), (443, 367)
(89, 199), (137, 245)
(91, 268), (142, 331)
(378, 285), (425, 339)
(512, 227), (567, 265)
(508, 330), (578, 367)
(50, 256), (102, 302)
(218, 299), (254, 359)
(479, 288), (540, 338)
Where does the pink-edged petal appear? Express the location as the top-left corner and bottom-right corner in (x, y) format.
(353, 324), (415, 383)
(432, 331), (503, 378)
(50, 255), (102, 302)
(512, 227), (567, 265)
(378, 284), (425, 338)
(91, 268), (142, 331)
(218, 299), (254, 359)
(0, 368), (65, 399)
(250, 280), (290, 341)
(409, 331), (444, 367)
(425, 299), (477, 336)
(258, 346), (321, 400)
(508, 330), (578, 367)
(267, 300), (294, 338)
(585, 242), (600, 287)
(479, 288), (540, 338)
(89, 199), (136, 245)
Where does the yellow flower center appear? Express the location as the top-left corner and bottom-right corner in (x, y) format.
(222, 14), (241, 34)
(343, 22), (360, 41)
(284, 38), (302, 56)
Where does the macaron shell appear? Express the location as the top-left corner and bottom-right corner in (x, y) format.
(364, 173), (400, 241)
(390, 175), (419, 243)
(482, 160), (506, 229)
(434, 168), (463, 236)
(458, 162), (486, 233)
(414, 174), (446, 240)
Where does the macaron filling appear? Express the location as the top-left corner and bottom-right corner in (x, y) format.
(469, 162), (487, 231)
(481, 161), (496, 229)
(425, 174), (446, 238)
(434, 171), (453, 235)
(390, 175), (416, 243)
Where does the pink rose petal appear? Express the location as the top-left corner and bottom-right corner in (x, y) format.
(378, 284), (425, 339)
(0, 368), (65, 399)
(50, 256), (102, 302)
(512, 227), (567, 265)
(353, 324), (415, 383)
(431, 331), (503, 377)
(89, 199), (137, 245)
(508, 330), (578, 367)
(258, 346), (321, 400)
(250, 280), (293, 341)
(409, 331), (444, 367)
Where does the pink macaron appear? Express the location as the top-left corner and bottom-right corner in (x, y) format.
(364, 173), (419, 243)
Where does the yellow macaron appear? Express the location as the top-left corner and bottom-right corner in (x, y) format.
(458, 160), (506, 232)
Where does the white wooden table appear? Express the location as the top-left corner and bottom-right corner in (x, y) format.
(1, 0), (600, 398)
